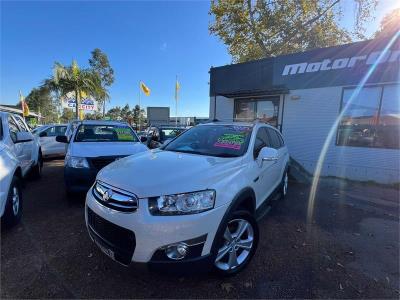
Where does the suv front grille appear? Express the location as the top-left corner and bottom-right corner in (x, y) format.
(92, 181), (138, 212)
(89, 156), (126, 171)
(87, 207), (136, 265)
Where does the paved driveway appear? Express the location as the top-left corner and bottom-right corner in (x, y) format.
(1, 159), (399, 298)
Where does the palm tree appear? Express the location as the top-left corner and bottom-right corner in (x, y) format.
(45, 60), (108, 120)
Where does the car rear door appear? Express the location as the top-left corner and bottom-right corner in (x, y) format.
(12, 115), (34, 171)
(266, 128), (287, 186)
(7, 116), (29, 173)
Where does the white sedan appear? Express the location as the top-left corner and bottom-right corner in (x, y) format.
(33, 124), (68, 158)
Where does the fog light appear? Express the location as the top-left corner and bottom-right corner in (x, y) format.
(165, 243), (189, 260)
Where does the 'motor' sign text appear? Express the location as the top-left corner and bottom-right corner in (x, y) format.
(282, 49), (400, 76)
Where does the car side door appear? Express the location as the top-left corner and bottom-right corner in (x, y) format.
(266, 128), (288, 187)
(251, 127), (279, 207)
(7, 116), (29, 174)
(13, 115), (35, 166)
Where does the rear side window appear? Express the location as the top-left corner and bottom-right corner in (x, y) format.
(8, 116), (20, 143)
(13, 115), (29, 132)
(267, 128), (283, 149)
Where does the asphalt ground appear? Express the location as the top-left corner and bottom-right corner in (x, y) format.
(1, 159), (399, 299)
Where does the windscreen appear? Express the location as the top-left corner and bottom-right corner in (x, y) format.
(74, 124), (138, 142)
(164, 125), (252, 157)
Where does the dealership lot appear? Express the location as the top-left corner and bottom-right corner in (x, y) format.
(1, 159), (399, 298)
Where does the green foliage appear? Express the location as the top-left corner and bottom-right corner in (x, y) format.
(105, 104), (146, 128)
(45, 60), (107, 119)
(89, 48), (114, 115)
(209, 0), (377, 62)
(89, 48), (114, 87)
(374, 8), (400, 38)
(60, 108), (75, 123)
(24, 86), (58, 123)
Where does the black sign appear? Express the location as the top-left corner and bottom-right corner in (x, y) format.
(210, 35), (400, 97)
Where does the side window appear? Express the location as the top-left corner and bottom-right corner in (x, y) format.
(13, 115), (29, 132)
(57, 126), (67, 135)
(44, 126), (56, 137)
(253, 128), (269, 158)
(8, 116), (20, 143)
(267, 128), (282, 149)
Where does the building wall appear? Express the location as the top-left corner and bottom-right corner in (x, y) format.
(282, 86), (400, 184)
(209, 86), (400, 184)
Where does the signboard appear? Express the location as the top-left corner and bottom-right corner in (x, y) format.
(61, 91), (98, 111)
(210, 36), (400, 96)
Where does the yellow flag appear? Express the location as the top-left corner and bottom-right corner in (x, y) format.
(175, 80), (180, 101)
(19, 91), (30, 117)
(140, 81), (151, 96)
(79, 109), (84, 120)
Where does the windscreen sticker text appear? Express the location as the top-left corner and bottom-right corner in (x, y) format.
(214, 133), (245, 150)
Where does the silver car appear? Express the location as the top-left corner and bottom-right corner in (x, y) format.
(34, 124), (68, 158)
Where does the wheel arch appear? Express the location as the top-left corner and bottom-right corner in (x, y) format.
(210, 187), (256, 255)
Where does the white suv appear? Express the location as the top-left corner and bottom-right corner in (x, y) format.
(0, 112), (42, 228)
(85, 122), (289, 275)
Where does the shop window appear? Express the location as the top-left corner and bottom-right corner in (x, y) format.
(336, 84), (399, 149)
(234, 98), (279, 127)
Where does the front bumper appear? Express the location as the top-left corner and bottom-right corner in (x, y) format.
(85, 188), (228, 266)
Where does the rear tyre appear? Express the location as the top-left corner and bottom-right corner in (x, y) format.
(31, 151), (43, 179)
(213, 210), (259, 276)
(2, 176), (23, 228)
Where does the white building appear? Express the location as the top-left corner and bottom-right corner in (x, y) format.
(209, 36), (400, 184)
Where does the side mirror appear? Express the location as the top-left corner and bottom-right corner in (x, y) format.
(258, 147), (278, 161)
(56, 135), (69, 143)
(140, 136), (148, 143)
(39, 131), (47, 137)
(15, 132), (33, 143)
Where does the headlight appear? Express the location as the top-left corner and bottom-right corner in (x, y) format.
(65, 155), (89, 168)
(149, 190), (215, 215)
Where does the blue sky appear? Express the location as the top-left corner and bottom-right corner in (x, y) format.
(1, 0), (399, 117)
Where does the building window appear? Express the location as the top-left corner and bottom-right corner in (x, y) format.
(337, 84), (399, 149)
(234, 97), (279, 127)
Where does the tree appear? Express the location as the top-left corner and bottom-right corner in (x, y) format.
(106, 106), (122, 120)
(374, 8), (400, 39)
(60, 108), (75, 123)
(45, 60), (107, 120)
(132, 105), (146, 128)
(89, 48), (114, 116)
(209, 0), (377, 62)
(25, 86), (58, 123)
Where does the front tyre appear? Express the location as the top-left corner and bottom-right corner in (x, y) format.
(2, 176), (23, 228)
(213, 210), (259, 276)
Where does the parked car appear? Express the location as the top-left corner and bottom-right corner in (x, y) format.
(0, 112), (43, 228)
(56, 120), (148, 195)
(33, 124), (68, 158)
(0, 139), (23, 228)
(145, 126), (186, 149)
(85, 121), (289, 275)
(0, 111), (43, 179)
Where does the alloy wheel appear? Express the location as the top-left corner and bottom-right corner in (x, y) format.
(283, 172), (288, 196)
(12, 186), (20, 216)
(215, 218), (254, 271)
